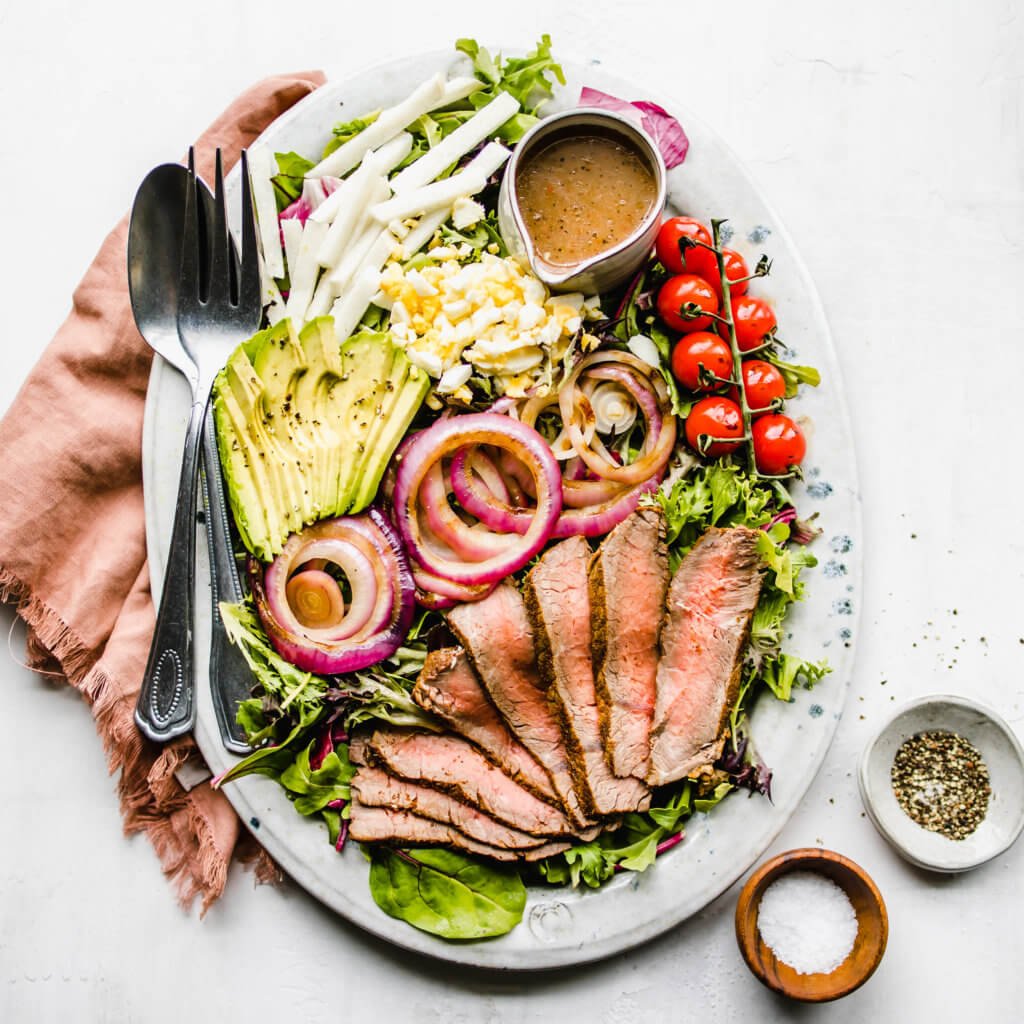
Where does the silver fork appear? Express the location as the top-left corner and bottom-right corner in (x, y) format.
(134, 149), (262, 743)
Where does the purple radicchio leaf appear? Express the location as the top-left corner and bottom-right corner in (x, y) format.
(579, 87), (689, 169)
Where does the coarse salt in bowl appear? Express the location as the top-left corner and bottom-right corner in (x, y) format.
(734, 848), (888, 1002)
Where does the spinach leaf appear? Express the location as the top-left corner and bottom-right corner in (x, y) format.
(368, 848), (526, 939)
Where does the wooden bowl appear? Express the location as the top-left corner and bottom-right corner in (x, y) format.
(734, 848), (888, 1002)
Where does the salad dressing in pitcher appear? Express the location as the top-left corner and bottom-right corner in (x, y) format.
(515, 132), (658, 268)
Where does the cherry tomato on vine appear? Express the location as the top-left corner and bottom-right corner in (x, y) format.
(657, 274), (720, 333)
(752, 413), (806, 475)
(724, 295), (778, 352)
(705, 248), (750, 299)
(670, 332), (734, 392)
(730, 359), (786, 414)
(654, 217), (717, 277)
(685, 396), (745, 458)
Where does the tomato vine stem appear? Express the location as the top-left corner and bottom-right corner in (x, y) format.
(711, 219), (759, 476)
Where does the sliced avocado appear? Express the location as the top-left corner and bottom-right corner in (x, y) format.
(331, 332), (396, 513)
(212, 317), (427, 558)
(222, 345), (306, 542)
(212, 384), (269, 557)
(349, 350), (430, 511)
(296, 317), (347, 518)
(250, 320), (317, 526)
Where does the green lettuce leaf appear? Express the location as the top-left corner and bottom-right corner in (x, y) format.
(761, 653), (830, 702)
(368, 848), (526, 939)
(271, 151), (315, 210)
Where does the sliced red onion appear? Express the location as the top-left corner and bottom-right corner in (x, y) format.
(420, 461), (518, 561)
(449, 446), (535, 535)
(286, 569), (345, 630)
(551, 473), (663, 538)
(391, 413), (562, 586)
(251, 509), (414, 675)
(412, 564), (494, 604)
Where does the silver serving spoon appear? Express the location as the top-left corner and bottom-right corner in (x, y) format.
(128, 164), (253, 752)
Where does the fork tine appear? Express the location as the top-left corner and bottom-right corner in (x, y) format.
(179, 147), (203, 302)
(238, 149), (261, 317)
(208, 148), (231, 303)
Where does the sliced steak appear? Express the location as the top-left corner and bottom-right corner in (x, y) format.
(412, 647), (559, 804)
(349, 801), (525, 861)
(525, 537), (651, 817)
(647, 527), (764, 787)
(448, 584), (595, 829)
(352, 764), (545, 851)
(590, 507), (669, 780)
(350, 728), (580, 838)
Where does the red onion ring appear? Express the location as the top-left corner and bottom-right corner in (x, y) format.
(551, 473), (664, 538)
(420, 461), (517, 560)
(391, 413), (562, 585)
(251, 509), (414, 674)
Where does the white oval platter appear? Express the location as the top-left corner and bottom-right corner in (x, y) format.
(142, 47), (861, 970)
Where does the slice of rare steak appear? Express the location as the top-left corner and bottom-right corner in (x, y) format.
(349, 801), (525, 861)
(589, 508), (669, 780)
(412, 647), (559, 804)
(352, 764), (545, 851)
(351, 728), (580, 838)
(646, 527), (764, 787)
(525, 537), (651, 817)
(447, 584), (595, 829)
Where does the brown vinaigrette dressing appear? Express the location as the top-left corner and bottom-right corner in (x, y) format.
(515, 133), (657, 267)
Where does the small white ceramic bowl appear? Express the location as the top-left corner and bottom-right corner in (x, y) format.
(859, 694), (1024, 872)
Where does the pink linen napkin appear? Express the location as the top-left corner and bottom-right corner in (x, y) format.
(0, 70), (325, 912)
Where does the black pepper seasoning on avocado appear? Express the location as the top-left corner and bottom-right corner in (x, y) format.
(890, 730), (991, 840)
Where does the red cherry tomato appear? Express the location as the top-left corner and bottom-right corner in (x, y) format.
(725, 295), (778, 352)
(654, 217), (716, 276)
(657, 275), (720, 333)
(752, 414), (806, 475)
(670, 332), (734, 392)
(685, 396), (745, 458)
(731, 359), (786, 414)
(705, 248), (749, 299)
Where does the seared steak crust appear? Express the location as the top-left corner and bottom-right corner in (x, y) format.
(589, 508), (669, 779)
(646, 527), (764, 787)
(525, 537), (651, 817)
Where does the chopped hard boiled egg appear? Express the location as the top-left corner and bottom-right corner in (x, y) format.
(378, 251), (601, 397)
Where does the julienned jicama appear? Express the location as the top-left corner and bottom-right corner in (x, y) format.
(211, 34), (829, 941)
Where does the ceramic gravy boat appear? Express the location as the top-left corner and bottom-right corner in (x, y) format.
(497, 107), (667, 295)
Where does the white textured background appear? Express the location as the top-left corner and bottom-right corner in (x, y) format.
(2, 1), (1023, 1020)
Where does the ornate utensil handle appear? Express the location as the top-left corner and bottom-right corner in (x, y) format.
(201, 406), (254, 754)
(134, 397), (204, 742)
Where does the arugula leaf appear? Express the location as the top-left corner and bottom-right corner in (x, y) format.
(368, 848), (526, 939)
(765, 352), (822, 398)
(271, 151), (315, 211)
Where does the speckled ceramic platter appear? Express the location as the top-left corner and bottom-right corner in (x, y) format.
(142, 48), (861, 969)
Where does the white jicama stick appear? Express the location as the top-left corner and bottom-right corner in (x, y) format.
(305, 272), (337, 321)
(438, 75), (481, 106)
(400, 208), (449, 257)
(389, 92), (520, 193)
(316, 169), (389, 270)
(280, 218), (304, 279)
(326, 178), (391, 288)
(330, 267), (384, 343)
(310, 132), (412, 226)
(248, 146), (285, 280)
(285, 219), (330, 325)
(262, 271), (287, 325)
(307, 74), (446, 178)
(370, 142), (511, 224)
